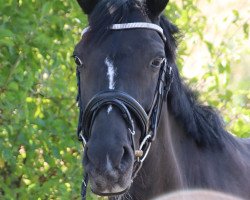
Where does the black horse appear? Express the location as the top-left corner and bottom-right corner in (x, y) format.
(73, 0), (250, 199)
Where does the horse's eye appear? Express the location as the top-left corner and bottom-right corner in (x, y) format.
(150, 57), (165, 69)
(73, 55), (83, 67)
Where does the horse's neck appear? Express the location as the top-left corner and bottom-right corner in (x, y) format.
(130, 106), (219, 198)
(159, 110), (222, 188)
(128, 106), (186, 199)
(156, 109), (248, 189)
(128, 105), (250, 200)
(151, 108), (188, 188)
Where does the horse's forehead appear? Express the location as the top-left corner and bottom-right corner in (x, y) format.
(88, 30), (163, 58)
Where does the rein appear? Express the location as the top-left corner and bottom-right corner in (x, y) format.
(77, 23), (173, 200)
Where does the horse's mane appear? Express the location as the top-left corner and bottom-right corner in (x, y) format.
(86, 0), (235, 148)
(160, 17), (235, 148)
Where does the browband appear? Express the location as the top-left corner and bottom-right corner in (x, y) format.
(81, 22), (166, 42)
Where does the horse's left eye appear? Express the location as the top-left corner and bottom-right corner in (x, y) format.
(150, 57), (165, 69)
(73, 56), (83, 67)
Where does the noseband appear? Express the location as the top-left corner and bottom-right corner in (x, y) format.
(77, 23), (173, 200)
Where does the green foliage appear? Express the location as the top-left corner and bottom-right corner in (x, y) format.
(0, 0), (87, 199)
(0, 0), (249, 199)
(167, 0), (250, 137)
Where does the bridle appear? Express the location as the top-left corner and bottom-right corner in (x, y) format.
(76, 22), (173, 200)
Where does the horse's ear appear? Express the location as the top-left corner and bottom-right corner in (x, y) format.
(76, 0), (99, 14)
(146, 0), (169, 17)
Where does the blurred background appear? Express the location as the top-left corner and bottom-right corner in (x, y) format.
(0, 0), (249, 199)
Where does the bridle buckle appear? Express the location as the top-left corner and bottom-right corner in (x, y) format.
(135, 134), (152, 162)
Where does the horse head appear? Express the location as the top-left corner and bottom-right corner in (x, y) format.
(74, 0), (174, 196)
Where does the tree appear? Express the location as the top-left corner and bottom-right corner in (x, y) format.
(0, 0), (249, 199)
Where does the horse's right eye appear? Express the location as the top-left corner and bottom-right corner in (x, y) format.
(150, 57), (165, 69)
(73, 56), (83, 67)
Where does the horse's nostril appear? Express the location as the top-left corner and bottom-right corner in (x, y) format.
(120, 146), (131, 168)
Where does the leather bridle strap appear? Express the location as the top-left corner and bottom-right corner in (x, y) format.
(82, 92), (150, 152)
(82, 91), (149, 141)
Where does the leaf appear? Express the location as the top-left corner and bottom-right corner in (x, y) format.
(243, 23), (249, 38)
(0, 28), (14, 38)
(0, 34), (15, 47)
(41, 2), (53, 17)
(232, 9), (239, 23)
(8, 82), (19, 91)
(2, 149), (13, 162)
(205, 41), (214, 54)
